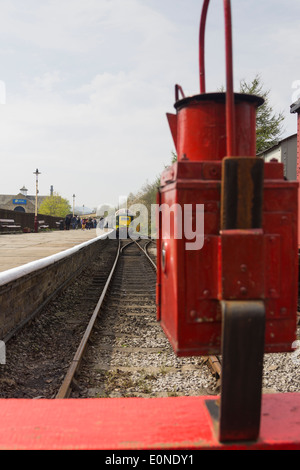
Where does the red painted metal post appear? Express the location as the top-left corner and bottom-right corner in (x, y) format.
(199, 0), (236, 155)
(223, 0), (235, 156)
(199, 0), (209, 93)
(171, 0), (262, 163)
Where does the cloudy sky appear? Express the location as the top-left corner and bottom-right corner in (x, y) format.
(0, 0), (300, 211)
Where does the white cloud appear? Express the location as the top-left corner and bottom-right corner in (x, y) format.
(0, 0), (181, 206)
(0, 0), (299, 208)
(0, 65), (173, 206)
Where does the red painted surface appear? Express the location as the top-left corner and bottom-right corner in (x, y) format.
(166, 113), (178, 153)
(157, 160), (298, 356)
(297, 112), (300, 248)
(173, 93), (260, 162)
(197, 0), (259, 157)
(0, 394), (298, 450)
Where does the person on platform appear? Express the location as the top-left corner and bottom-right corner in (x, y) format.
(65, 215), (71, 230)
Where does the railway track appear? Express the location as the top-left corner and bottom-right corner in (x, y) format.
(0, 238), (119, 398)
(57, 238), (215, 398)
(0, 237), (216, 399)
(1, 236), (298, 400)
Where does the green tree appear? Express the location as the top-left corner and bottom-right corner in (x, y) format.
(239, 74), (285, 153)
(127, 180), (158, 235)
(126, 154), (177, 236)
(39, 192), (71, 217)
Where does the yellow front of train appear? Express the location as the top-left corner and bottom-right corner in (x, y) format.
(115, 209), (139, 237)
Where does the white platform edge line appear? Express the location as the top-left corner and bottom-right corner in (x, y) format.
(0, 230), (114, 287)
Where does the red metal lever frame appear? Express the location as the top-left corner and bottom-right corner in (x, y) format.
(199, 0), (236, 156)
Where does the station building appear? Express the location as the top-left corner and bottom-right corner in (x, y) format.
(257, 133), (297, 181)
(0, 186), (48, 213)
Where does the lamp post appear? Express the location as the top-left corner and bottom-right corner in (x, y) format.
(33, 168), (41, 233)
(73, 194), (75, 217)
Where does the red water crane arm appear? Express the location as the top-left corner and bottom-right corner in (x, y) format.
(199, 0), (236, 155)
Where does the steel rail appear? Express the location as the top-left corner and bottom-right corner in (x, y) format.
(120, 239), (135, 252)
(135, 237), (222, 385)
(136, 238), (221, 384)
(56, 240), (121, 399)
(132, 238), (157, 272)
(56, 237), (220, 398)
(139, 236), (222, 383)
(206, 355), (222, 386)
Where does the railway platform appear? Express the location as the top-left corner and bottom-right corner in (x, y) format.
(0, 229), (108, 273)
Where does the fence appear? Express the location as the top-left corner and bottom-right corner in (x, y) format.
(0, 208), (62, 232)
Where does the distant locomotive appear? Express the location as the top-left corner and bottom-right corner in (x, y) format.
(115, 209), (136, 237)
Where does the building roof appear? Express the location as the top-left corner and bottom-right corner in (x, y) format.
(290, 99), (300, 114)
(257, 133), (297, 156)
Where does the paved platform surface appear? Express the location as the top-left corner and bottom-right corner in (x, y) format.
(0, 229), (108, 273)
